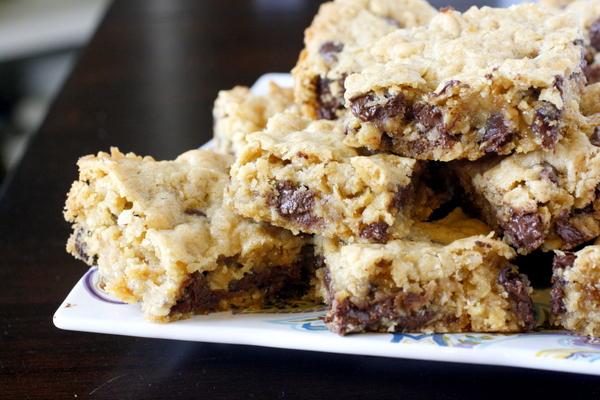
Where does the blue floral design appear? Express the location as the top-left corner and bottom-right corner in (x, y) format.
(266, 315), (328, 332)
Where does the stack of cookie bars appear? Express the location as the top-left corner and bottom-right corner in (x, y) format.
(65, 0), (600, 337)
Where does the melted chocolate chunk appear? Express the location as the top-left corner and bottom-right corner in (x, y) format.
(590, 127), (600, 147)
(402, 291), (430, 311)
(270, 180), (319, 228)
(359, 221), (390, 243)
(497, 267), (536, 330)
(534, 102), (561, 149)
(482, 113), (512, 153)
(555, 215), (587, 246)
(411, 103), (443, 132)
(537, 161), (559, 185)
(327, 295), (436, 335)
(349, 92), (407, 124)
(550, 251), (576, 316)
(228, 264), (307, 298)
(316, 76), (346, 120)
(553, 251), (576, 270)
(171, 259), (309, 317)
(170, 272), (222, 316)
(319, 41), (344, 63)
(410, 104), (459, 150)
(590, 18), (600, 52)
(503, 210), (546, 252)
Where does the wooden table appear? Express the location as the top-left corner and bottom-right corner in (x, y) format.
(2, 1), (600, 398)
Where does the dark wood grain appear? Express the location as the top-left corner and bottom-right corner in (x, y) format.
(2, 0), (600, 398)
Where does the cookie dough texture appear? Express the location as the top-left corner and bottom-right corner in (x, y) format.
(343, 4), (586, 161)
(64, 148), (310, 322)
(551, 246), (600, 337)
(313, 208), (536, 335)
(224, 112), (429, 243)
(212, 82), (299, 156)
(292, 0), (437, 120)
(452, 128), (600, 254)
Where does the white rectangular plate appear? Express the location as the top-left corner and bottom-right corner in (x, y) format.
(54, 73), (600, 376)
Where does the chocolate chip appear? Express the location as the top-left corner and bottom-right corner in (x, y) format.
(411, 103), (443, 131)
(277, 181), (313, 214)
(554, 75), (564, 96)
(553, 251), (576, 270)
(349, 92), (407, 124)
(534, 102), (561, 149)
(319, 41), (344, 63)
(481, 113), (512, 153)
(503, 210), (546, 252)
(74, 228), (98, 265)
(410, 104), (457, 149)
(590, 127), (600, 146)
(428, 80), (462, 98)
(389, 184), (413, 211)
(555, 215), (587, 245)
(550, 251), (576, 316)
(497, 267), (536, 330)
(574, 39), (588, 70)
(185, 208), (207, 217)
(316, 76), (346, 120)
(537, 162), (559, 185)
(270, 180), (319, 228)
(359, 221), (390, 243)
(349, 93), (376, 121)
(589, 18), (600, 52)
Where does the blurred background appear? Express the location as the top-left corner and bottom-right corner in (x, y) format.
(0, 0), (111, 185)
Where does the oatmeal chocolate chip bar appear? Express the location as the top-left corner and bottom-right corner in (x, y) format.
(564, 0), (600, 84)
(64, 148), (311, 322)
(313, 208), (536, 335)
(551, 247), (600, 337)
(452, 127), (600, 255)
(291, 0), (437, 120)
(224, 112), (430, 243)
(343, 4), (586, 161)
(212, 82), (299, 156)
